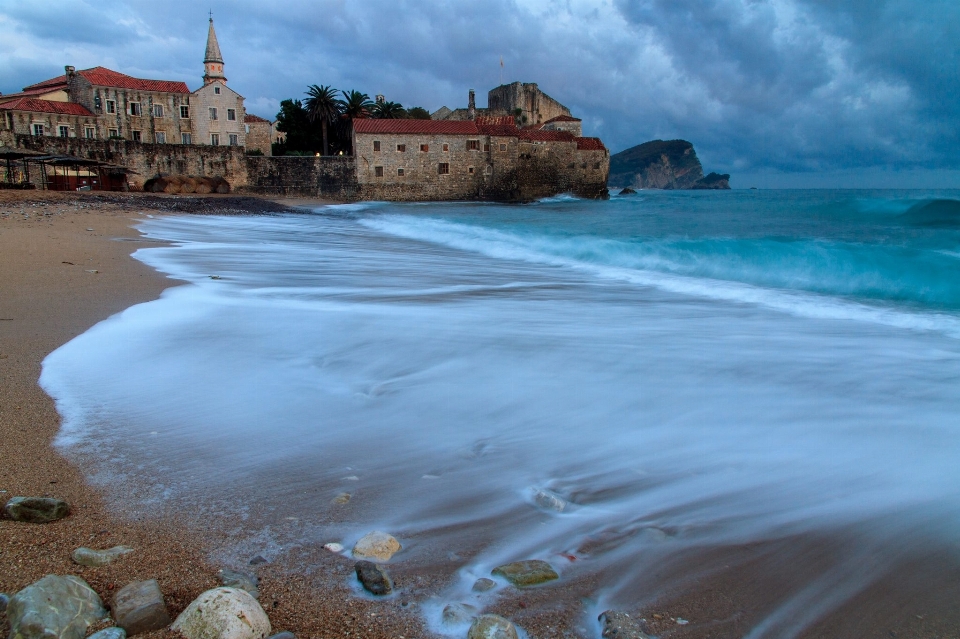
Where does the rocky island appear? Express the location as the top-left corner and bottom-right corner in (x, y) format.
(609, 139), (730, 190)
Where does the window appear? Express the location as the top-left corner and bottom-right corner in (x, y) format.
(500, 143), (507, 151)
(84, 127), (95, 139)
(129, 102), (141, 116)
(396, 144), (406, 152)
(375, 166), (384, 177)
(438, 163), (449, 175)
(468, 166), (475, 174)
(58, 125), (70, 138)
(245, 124), (250, 133)
(155, 131), (166, 144)
(211, 133), (220, 146)
(106, 100), (116, 114)
(486, 165), (493, 175)
(373, 140), (381, 152)
(420, 144), (429, 152)
(397, 168), (404, 176)
(484, 143), (491, 152)
(228, 133), (239, 146)
(214, 86), (221, 95)
(209, 107), (218, 120)
(594, 162), (601, 170)
(153, 104), (164, 117)
(32, 123), (44, 136)
(108, 128), (119, 138)
(442, 143), (449, 152)
(467, 140), (480, 151)
(227, 109), (236, 121)
(180, 105), (190, 119)
(181, 133), (192, 145)
(132, 130), (142, 142)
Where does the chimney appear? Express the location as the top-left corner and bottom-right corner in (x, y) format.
(65, 65), (76, 77)
(468, 89), (476, 119)
(375, 94), (385, 105)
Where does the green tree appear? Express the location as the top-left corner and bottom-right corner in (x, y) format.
(371, 100), (406, 119)
(405, 106), (431, 120)
(305, 84), (342, 156)
(341, 90), (374, 120)
(274, 99), (319, 154)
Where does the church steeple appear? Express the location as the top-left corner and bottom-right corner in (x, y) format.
(203, 15), (226, 85)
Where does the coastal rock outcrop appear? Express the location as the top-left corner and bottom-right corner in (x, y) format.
(7, 575), (107, 639)
(609, 140), (730, 190)
(4, 496), (70, 523)
(491, 560), (559, 587)
(172, 587), (271, 639)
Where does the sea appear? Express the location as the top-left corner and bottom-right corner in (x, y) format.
(40, 190), (960, 637)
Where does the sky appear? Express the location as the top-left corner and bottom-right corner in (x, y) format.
(1, 0), (958, 188)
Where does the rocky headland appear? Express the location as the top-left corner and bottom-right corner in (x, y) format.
(609, 139), (730, 190)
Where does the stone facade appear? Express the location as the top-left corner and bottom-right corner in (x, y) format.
(244, 115), (273, 155)
(192, 81), (245, 148)
(0, 100), (99, 139)
(244, 156), (357, 198)
(487, 82), (571, 126)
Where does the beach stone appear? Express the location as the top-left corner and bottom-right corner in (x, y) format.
(7, 574), (106, 639)
(89, 628), (127, 639)
(619, 188), (637, 195)
(249, 555), (268, 565)
(467, 614), (519, 639)
(112, 579), (170, 636)
(491, 560), (559, 587)
(218, 569), (259, 599)
(352, 531), (401, 561)
(0, 592), (8, 613)
(472, 578), (497, 592)
(331, 492), (351, 505)
(442, 602), (478, 625)
(172, 587), (271, 639)
(533, 488), (567, 512)
(71, 546), (134, 567)
(4, 496), (70, 523)
(266, 633), (296, 639)
(598, 610), (652, 638)
(354, 560), (392, 596)
(323, 542), (344, 553)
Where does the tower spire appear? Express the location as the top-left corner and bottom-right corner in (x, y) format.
(203, 14), (226, 85)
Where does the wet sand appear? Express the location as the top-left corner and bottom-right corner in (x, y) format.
(2, 190), (959, 639)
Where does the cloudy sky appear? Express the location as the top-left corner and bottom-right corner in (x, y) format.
(1, 0), (957, 187)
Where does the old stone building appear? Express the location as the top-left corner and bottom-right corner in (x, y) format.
(244, 114), (273, 155)
(0, 16), (247, 148)
(433, 82), (573, 127)
(352, 115), (608, 201)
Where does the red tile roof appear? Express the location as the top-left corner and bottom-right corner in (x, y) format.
(475, 115), (516, 127)
(0, 98), (95, 116)
(544, 114), (581, 123)
(354, 119), (480, 135)
(519, 129), (576, 142)
(244, 114), (271, 124)
(22, 67), (190, 95)
(576, 137), (607, 151)
(478, 125), (521, 137)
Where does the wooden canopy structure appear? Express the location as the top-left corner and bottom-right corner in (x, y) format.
(0, 147), (135, 191)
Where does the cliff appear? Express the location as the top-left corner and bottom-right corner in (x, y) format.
(609, 139), (730, 190)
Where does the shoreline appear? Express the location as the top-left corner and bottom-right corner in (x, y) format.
(3, 191), (960, 639)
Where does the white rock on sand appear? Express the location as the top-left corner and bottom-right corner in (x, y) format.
(172, 587), (271, 639)
(352, 531), (401, 561)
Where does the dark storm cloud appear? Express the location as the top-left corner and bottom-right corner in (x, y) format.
(1, 0), (957, 184)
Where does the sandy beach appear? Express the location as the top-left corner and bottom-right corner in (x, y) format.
(3, 191), (960, 639)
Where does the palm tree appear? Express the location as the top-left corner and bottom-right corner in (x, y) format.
(340, 90), (374, 120)
(305, 84), (341, 156)
(371, 101), (406, 119)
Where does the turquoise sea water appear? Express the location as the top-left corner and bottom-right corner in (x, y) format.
(40, 190), (960, 637)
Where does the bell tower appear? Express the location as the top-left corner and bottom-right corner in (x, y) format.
(203, 13), (226, 85)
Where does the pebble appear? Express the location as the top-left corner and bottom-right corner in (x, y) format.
(352, 530), (401, 561)
(323, 542), (344, 553)
(249, 555), (268, 565)
(491, 560), (559, 587)
(219, 569), (260, 599)
(467, 614), (519, 639)
(331, 492), (351, 505)
(112, 579), (170, 636)
(0, 592), (8, 613)
(172, 587), (271, 639)
(442, 602), (478, 625)
(7, 575), (106, 639)
(472, 578), (497, 592)
(354, 560), (393, 596)
(532, 488), (568, 512)
(598, 610), (652, 639)
(4, 496), (71, 523)
(71, 546), (134, 567)
(88, 628), (126, 639)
